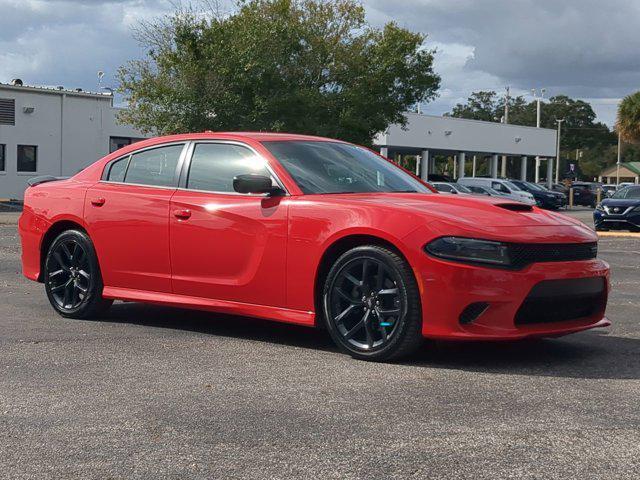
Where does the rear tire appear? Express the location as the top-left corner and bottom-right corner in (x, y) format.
(322, 245), (423, 361)
(44, 230), (112, 319)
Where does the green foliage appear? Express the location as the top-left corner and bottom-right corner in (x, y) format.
(616, 91), (640, 143)
(448, 91), (616, 151)
(117, 0), (440, 145)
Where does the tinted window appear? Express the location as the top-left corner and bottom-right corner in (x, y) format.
(0, 144), (5, 171)
(187, 143), (272, 193)
(17, 145), (37, 172)
(124, 145), (183, 187)
(263, 141), (430, 194)
(492, 182), (509, 193)
(107, 156), (129, 182)
(434, 184), (453, 192)
(613, 186), (640, 199)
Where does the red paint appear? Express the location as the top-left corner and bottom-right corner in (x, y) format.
(19, 132), (610, 340)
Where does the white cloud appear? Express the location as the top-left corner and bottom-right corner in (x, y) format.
(0, 0), (635, 126)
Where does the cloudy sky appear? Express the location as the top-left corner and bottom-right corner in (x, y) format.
(2, 0), (638, 126)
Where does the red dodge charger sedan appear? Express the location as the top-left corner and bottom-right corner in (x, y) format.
(19, 132), (610, 361)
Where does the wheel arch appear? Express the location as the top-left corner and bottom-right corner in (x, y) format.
(313, 233), (416, 327)
(38, 219), (88, 282)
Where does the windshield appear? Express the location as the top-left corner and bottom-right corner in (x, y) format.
(453, 184), (472, 193)
(262, 141), (431, 194)
(526, 182), (545, 191)
(504, 181), (523, 191)
(612, 186), (640, 199)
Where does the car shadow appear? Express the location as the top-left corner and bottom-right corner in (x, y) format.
(101, 302), (639, 380)
(406, 331), (640, 380)
(102, 301), (337, 353)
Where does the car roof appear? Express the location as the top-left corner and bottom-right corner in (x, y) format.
(150, 131), (342, 143)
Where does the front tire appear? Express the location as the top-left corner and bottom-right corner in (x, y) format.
(44, 229), (112, 319)
(322, 245), (423, 361)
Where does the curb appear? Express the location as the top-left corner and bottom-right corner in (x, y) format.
(597, 231), (640, 238)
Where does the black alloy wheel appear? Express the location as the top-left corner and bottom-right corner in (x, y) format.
(44, 230), (112, 318)
(323, 245), (423, 361)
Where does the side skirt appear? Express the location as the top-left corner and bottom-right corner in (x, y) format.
(102, 286), (316, 327)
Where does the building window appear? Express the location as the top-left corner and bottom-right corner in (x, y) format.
(0, 144), (5, 171)
(110, 136), (143, 153)
(17, 145), (37, 172)
(0, 98), (15, 125)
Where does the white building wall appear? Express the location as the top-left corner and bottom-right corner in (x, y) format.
(0, 85), (146, 199)
(375, 112), (557, 157)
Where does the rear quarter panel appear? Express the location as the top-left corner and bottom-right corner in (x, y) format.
(19, 179), (95, 280)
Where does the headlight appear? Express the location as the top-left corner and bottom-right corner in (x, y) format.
(633, 206), (640, 212)
(595, 203), (604, 211)
(425, 237), (511, 266)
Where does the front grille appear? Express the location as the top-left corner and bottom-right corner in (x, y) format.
(509, 242), (597, 269)
(515, 277), (607, 325)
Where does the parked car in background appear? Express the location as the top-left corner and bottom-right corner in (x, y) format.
(594, 185), (640, 232)
(427, 174), (454, 183)
(464, 185), (507, 197)
(431, 182), (473, 195)
(601, 185), (617, 197)
(18, 132), (610, 361)
(539, 182), (569, 198)
(571, 182), (600, 207)
(618, 182), (635, 189)
(458, 177), (536, 205)
(510, 180), (566, 210)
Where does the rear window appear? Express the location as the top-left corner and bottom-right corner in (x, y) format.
(123, 145), (184, 187)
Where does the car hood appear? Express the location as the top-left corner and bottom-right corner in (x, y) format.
(322, 192), (585, 229)
(601, 198), (640, 207)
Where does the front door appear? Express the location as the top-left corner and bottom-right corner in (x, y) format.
(85, 143), (186, 293)
(169, 142), (288, 307)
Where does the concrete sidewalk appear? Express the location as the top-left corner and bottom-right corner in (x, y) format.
(0, 212), (20, 225)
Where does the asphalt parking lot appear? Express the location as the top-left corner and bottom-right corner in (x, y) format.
(1, 215), (639, 479)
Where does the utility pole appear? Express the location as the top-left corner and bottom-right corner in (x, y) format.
(501, 86), (510, 178)
(532, 88), (546, 183)
(504, 86), (510, 124)
(616, 130), (622, 185)
(555, 118), (565, 185)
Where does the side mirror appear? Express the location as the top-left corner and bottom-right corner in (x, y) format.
(233, 174), (284, 196)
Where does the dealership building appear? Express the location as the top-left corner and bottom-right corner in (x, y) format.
(373, 112), (558, 183)
(0, 81), (145, 199)
(0, 81), (558, 199)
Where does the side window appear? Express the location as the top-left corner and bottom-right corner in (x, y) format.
(124, 144), (184, 187)
(107, 156), (129, 182)
(186, 143), (272, 193)
(492, 182), (509, 193)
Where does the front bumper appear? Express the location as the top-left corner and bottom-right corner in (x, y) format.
(416, 256), (610, 340)
(594, 209), (640, 229)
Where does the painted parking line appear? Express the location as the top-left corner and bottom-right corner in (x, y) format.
(597, 231), (640, 238)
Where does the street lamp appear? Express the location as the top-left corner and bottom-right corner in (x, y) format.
(554, 118), (565, 185)
(531, 88), (546, 183)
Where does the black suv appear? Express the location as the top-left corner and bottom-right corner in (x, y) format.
(510, 180), (566, 209)
(571, 182), (600, 207)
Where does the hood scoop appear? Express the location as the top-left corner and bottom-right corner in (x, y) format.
(495, 203), (533, 212)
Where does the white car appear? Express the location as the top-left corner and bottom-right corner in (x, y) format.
(457, 177), (536, 205)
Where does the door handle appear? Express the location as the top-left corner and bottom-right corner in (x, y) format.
(173, 209), (191, 220)
(90, 197), (106, 207)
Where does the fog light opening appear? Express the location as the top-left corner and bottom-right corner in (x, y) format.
(459, 302), (490, 325)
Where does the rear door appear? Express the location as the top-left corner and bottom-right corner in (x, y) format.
(169, 141), (288, 307)
(85, 143), (187, 292)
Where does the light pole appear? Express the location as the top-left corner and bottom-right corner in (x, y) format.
(616, 130), (622, 185)
(554, 118), (565, 186)
(531, 88), (546, 183)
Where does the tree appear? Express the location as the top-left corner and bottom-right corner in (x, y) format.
(448, 91), (616, 151)
(117, 0), (440, 145)
(616, 91), (640, 144)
